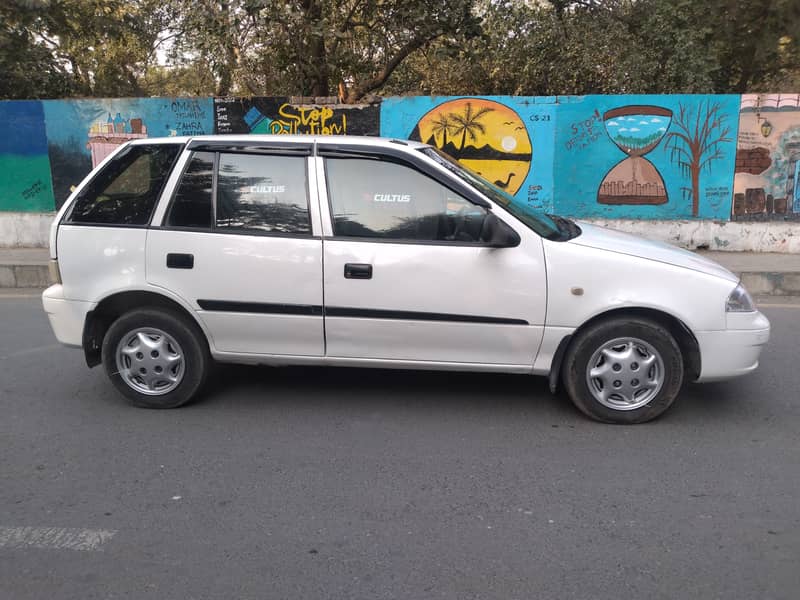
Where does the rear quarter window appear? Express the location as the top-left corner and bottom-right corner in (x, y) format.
(66, 144), (182, 225)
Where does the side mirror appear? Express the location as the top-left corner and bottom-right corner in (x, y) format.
(483, 213), (520, 248)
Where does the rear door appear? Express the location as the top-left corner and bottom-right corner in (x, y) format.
(147, 142), (324, 356)
(316, 146), (547, 367)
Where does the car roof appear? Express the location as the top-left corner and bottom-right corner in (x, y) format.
(128, 134), (428, 150)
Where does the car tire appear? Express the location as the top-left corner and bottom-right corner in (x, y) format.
(562, 317), (684, 424)
(101, 307), (210, 409)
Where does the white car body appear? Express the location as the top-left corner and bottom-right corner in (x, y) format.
(42, 135), (770, 415)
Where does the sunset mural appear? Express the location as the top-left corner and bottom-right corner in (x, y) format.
(409, 98), (532, 195)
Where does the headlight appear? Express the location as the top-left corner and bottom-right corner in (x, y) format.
(726, 283), (755, 312)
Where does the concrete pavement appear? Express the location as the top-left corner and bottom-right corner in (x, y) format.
(1, 296), (799, 600)
(1, 247), (800, 294)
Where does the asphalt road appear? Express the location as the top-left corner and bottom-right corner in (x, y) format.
(1, 293), (798, 600)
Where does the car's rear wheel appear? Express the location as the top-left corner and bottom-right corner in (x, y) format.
(101, 308), (210, 408)
(562, 317), (684, 423)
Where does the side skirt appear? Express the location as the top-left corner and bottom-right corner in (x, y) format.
(210, 351), (535, 375)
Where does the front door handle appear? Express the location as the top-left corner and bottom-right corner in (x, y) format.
(344, 263), (372, 279)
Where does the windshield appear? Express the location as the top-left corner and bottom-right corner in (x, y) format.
(420, 146), (563, 240)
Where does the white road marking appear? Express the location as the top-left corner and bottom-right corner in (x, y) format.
(0, 527), (117, 551)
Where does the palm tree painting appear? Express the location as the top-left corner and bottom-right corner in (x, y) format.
(451, 102), (494, 150)
(408, 98), (533, 196)
(429, 113), (456, 148)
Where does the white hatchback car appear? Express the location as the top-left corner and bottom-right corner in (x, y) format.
(43, 135), (770, 423)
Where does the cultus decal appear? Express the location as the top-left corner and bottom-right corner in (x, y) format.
(249, 184), (286, 194)
(374, 193), (411, 203)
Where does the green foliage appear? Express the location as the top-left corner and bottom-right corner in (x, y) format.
(1, 0), (799, 100)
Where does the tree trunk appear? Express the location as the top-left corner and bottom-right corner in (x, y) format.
(691, 162), (700, 217)
(302, 0), (329, 96)
(215, 1), (238, 96)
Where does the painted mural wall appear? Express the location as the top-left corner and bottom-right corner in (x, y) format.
(381, 94), (742, 219)
(1, 94), (799, 225)
(214, 97), (380, 136)
(0, 101), (55, 212)
(733, 93), (800, 221)
(43, 98), (213, 207)
(381, 96), (556, 213)
(552, 95), (740, 220)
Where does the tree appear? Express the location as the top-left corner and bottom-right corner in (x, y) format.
(1, 0), (177, 99)
(664, 101), (732, 217)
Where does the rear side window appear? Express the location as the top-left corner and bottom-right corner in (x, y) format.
(167, 151), (214, 229)
(215, 153), (310, 235)
(67, 144), (181, 225)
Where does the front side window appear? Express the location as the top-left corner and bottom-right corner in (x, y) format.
(325, 158), (488, 242)
(67, 144), (181, 225)
(215, 153), (310, 235)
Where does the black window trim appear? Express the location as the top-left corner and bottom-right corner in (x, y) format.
(158, 149), (315, 239)
(187, 139), (313, 156)
(61, 142), (185, 229)
(163, 150), (215, 231)
(322, 152), (507, 247)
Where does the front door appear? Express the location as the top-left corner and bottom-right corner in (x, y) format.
(317, 152), (547, 367)
(147, 146), (324, 356)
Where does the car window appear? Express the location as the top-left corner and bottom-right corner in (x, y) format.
(215, 153), (310, 235)
(67, 144), (181, 225)
(325, 158), (488, 242)
(167, 151), (214, 229)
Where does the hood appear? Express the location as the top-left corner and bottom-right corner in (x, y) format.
(568, 222), (738, 282)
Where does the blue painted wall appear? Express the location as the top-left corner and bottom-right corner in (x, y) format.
(43, 98), (214, 206)
(381, 96), (557, 213)
(552, 95), (740, 220)
(2, 94), (798, 222)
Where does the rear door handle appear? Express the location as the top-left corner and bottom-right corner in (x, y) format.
(166, 253), (194, 269)
(344, 263), (372, 279)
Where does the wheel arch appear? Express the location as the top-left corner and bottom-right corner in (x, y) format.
(549, 306), (701, 393)
(83, 289), (209, 368)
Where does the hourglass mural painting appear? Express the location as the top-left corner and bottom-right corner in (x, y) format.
(598, 106), (672, 205)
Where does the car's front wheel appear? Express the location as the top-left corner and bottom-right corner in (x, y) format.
(101, 308), (210, 408)
(562, 317), (684, 423)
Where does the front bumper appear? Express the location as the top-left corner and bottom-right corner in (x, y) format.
(695, 310), (770, 382)
(42, 284), (95, 348)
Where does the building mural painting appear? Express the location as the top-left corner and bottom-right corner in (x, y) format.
(0, 100), (55, 211)
(214, 97), (380, 136)
(2, 93), (800, 229)
(733, 93), (800, 220)
(381, 96), (556, 212)
(42, 98), (213, 207)
(552, 95), (740, 220)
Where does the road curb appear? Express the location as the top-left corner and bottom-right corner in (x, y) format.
(0, 264), (50, 289)
(740, 272), (800, 296)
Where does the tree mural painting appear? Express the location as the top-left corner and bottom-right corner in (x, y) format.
(664, 101), (732, 217)
(598, 106), (672, 205)
(409, 98), (532, 195)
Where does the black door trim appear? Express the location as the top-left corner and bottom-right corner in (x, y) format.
(324, 306), (527, 325)
(197, 299), (528, 325)
(197, 300), (323, 316)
